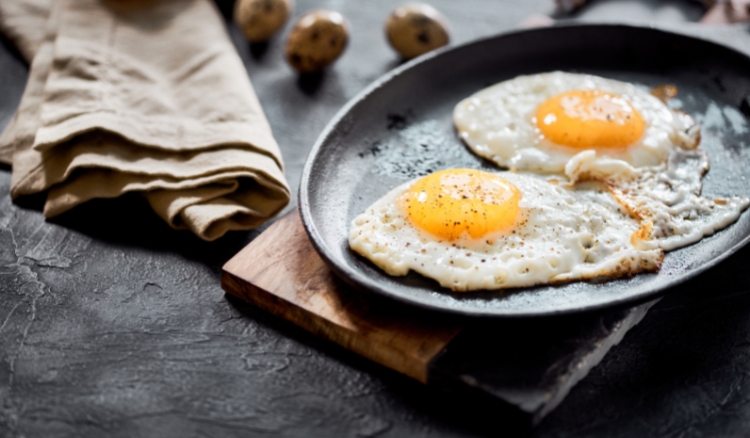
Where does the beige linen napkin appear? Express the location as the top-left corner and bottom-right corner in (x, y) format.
(0, 0), (290, 240)
(0, 0), (51, 64)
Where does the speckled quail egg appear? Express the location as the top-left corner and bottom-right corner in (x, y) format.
(386, 3), (450, 60)
(285, 10), (348, 73)
(234, 0), (293, 42)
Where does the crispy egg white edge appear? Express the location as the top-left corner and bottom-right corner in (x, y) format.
(566, 149), (750, 252)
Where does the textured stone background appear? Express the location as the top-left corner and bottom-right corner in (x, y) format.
(3, 0), (750, 437)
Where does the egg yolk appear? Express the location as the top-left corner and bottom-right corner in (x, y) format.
(401, 169), (521, 240)
(535, 90), (645, 148)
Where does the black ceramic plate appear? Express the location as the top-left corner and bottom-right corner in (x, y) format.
(299, 24), (750, 317)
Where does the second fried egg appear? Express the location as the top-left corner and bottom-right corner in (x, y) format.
(349, 168), (663, 291)
(453, 71), (700, 173)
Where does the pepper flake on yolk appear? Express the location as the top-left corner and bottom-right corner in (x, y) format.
(400, 169), (521, 240)
(535, 90), (646, 149)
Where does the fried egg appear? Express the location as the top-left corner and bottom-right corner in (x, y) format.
(349, 169), (663, 291)
(453, 71), (749, 254)
(453, 71), (700, 173)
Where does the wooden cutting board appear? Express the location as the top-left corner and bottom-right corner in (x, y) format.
(221, 208), (658, 426)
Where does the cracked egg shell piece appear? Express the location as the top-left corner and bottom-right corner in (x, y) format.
(453, 71), (699, 174)
(348, 169), (663, 292)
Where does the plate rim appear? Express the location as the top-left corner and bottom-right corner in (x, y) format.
(298, 22), (750, 318)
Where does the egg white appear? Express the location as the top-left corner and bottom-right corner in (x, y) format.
(349, 172), (663, 292)
(565, 149), (750, 251)
(453, 71), (699, 173)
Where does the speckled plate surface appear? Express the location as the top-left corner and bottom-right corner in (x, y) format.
(299, 24), (750, 317)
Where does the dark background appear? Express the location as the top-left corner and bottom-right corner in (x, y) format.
(3, 0), (750, 437)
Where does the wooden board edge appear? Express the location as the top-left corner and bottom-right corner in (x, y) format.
(221, 269), (438, 383)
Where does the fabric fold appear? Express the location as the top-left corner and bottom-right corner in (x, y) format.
(0, 0), (290, 240)
(0, 0), (52, 63)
